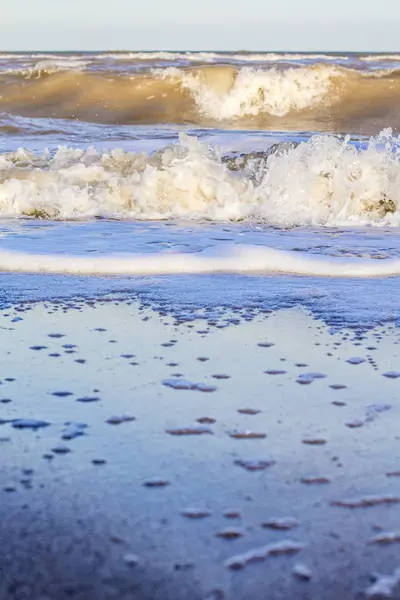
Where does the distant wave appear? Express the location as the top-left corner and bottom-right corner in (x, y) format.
(0, 51), (350, 63)
(0, 131), (400, 227)
(3, 59), (88, 79)
(96, 51), (350, 62)
(360, 54), (400, 62)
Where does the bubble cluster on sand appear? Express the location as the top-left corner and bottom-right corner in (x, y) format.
(11, 419), (50, 430)
(346, 419), (365, 429)
(229, 431), (267, 439)
(123, 553), (141, 566)
(302, 437), (327, 445)
(386, 471), (400, 478)
(331, 495), (400, 508)
(216, 527), (245, 540)
(181, 509), (211, 519)
(265, 369), (287, 376)
(293, 563), (313, 581)
(234, 459), (275, 471)
(197, 417), (216, 424)
(52, 445), (71, 454)
(225, 540), (305, 570)
(163, 378), (217, 392)
(106, 415), (136, 425)
(167, 425), (213, 435)
(143, 478), (170, 488)
(261, 517), (299, 531)
(346, 357), (366, 365)
(365, 567), (400, 599)
(224, 510), (242, 519)
(76, 396), (100, 403)
(296, 372), (326, 384)
(300, 475), (331, 484)
(382, 371), (400, 379)
(369, 532), (400, 545)
(61, 422), (87, 440)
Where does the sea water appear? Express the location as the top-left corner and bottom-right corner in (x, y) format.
(1, 51), (400, 329)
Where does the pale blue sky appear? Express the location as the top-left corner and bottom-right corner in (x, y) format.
(1, 0), (399, 51)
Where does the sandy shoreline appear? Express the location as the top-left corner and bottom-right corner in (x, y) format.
(1, 300), (400, 599)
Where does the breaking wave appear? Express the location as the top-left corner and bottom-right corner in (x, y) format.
(1, 131), (400, 226)
(158, 64), (341, 118)
(1, 63), (400, 131)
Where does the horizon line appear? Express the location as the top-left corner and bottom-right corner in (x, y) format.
(1, 48), (399, 53)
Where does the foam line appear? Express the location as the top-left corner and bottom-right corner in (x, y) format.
(0, 245), (399, 278)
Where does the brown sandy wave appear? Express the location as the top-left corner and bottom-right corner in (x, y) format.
(1, 65), (400, 133)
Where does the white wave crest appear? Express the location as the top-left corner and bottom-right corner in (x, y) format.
(361, 54), (400, 62)
(98, 51), (187, 61)
(160, 65), (342, 118)
(4, 59), (87, 78)
(98, 51), (348, 63)
(0, 131), (400, 226)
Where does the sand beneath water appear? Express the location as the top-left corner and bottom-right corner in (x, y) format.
(1, 300), (400, 600)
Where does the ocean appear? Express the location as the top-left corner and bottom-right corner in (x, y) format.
(0, 51), (400, 327)
(2, 51), (400, 600)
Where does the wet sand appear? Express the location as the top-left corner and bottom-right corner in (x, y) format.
(1, 300), (400, 600)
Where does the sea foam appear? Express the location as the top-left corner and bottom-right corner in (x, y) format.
(159, 64), (342, 118)
(1, 244), (400, 278)
(1, 131), (400, 226)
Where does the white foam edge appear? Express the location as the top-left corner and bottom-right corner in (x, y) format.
(0, 245), (399, 278)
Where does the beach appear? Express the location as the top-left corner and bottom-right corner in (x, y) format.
(1, 300), (400, 599)
(0, 50), (400, 599)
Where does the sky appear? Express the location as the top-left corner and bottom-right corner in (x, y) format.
(1, 0), (400, 51)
